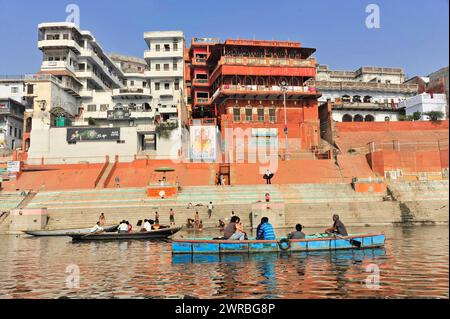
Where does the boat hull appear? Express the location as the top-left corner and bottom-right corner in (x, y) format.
(24, 225), (119, 237)
(172, 233), (385, 254)
(70, 227), (182, 241)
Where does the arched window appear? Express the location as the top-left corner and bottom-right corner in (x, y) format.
(143, 103), (151, 111)
(365, 114), (375, 122)
(25, 138), (30, 152)
(342, 114), (353, 122)
(364, 95), (372, 103)
(25, 117), (32, 133)
(353, 95), (362, 103)
(354, 114), (364, 122)
(385, 116), (391, 122)
(342, 95), (351, 103)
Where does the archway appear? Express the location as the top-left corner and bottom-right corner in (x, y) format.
(365, 114), (375, 122)
(354, 114), (364, 122)
(25, 117), (32, 133)
(342, 114), (353, 122)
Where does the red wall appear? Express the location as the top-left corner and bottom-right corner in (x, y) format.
(337, 120), (449, 132)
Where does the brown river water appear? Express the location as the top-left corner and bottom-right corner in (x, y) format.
(0, 225), (448, 299)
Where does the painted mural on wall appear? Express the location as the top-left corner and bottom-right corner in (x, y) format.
(190, 126), (217, 161)
(67, 128), (121, 142)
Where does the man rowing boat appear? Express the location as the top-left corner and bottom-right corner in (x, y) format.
(325, 214), (348, 236)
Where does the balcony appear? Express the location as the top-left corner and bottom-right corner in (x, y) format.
(312, 80), (419, 94)
(332, 102), (400, 111)
(144, 69), (184, 78)
(211, 84), (319, 104)
(189, 118), (217, 126)
(144, 49), (184, 60)
(112, 88), (152, 99)
(222, 56), (316, 68)
(192, 57), (208, 66)
(38, 39), (82, 54)
(41, 61), (77, 74)
(80, 49), (122, 87)
(192, 78), (209, 87)
(194, 96), (212, 105)
(76, 71), (110, 91)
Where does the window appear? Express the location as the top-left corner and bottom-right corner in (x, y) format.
(14, 128), (17, 137)
(257, 108), (265, 122)
(130, 81), (134, 86)
(269, 109), (276, 123)
(164, 64), (169, 71)
(155, 83), (160, 91)
(164, 44), (170, 52)
(174, 82), (180, 91)
(233, 108), (241, 122)
(87, 104), (97, 112)
(100, 104), (109, 111)
(11, 87), (19, 94)
(245, 109), (253, 122)
(165, 83), (170, 90)
(173, 63), (178, 71)
(9, 126), (12, 136)
(173, 42), (178, 51)
(123, 80), (127, 86)
(63, 34), (69, 40)
(155, 64), (161, 71)
(19, 129), (22, 139)
(155, 44), (161, 52)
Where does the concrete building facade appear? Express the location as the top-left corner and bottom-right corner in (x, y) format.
(400, 93), (448, 120)
(311, 65), (418, 122)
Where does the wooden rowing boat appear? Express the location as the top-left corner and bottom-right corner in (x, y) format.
(24, 225), (119, 237)
(172, 233), (385, 254)
(70, 226), (182, 241)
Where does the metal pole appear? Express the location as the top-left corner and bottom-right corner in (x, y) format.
(283, 89), (288, 158)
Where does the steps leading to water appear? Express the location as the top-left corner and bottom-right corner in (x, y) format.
(0, 192), (26, 212)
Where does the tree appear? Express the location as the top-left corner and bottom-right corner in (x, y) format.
(87, 117), (97, 126)
(423, 111), (444, 122)
(412, 111), (422, 121)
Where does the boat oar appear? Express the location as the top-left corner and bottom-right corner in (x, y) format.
(328, 232), (362, 248)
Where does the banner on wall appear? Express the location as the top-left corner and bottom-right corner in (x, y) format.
(190, 126), (217, 161)
(66, 127), (121, 142)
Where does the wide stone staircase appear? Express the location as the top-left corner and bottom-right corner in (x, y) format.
(16, 183), (400, 231)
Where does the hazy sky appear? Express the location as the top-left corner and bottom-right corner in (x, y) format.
(0, 0), (448, 78)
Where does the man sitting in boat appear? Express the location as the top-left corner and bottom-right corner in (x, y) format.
(118, 221), (129, 234)
(224, 216), (240, 239)
(325, 214), (348, 236)
(142, 219), (152, 232)
(90, 222), (104, 234)
(256, 217), (276, 240)
(287, 224), (306, 240)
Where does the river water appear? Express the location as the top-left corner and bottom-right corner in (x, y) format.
(0, 225), (448, 299)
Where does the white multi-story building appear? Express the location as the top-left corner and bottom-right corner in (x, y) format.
(24, 23), (186, 164)
(400, 93), (448, 120)
(311, 65), (418, 122)
(144, 31), (185, 122)
(0, 76), (31, 152)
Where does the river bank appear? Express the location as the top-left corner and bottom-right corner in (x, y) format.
(0, 180), (448, 234)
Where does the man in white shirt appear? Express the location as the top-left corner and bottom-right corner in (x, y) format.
(207, 202), (214, 219)
(90, 222), (104, 234)
(118, 220), (129, 234)
(143, 219), (152, 232)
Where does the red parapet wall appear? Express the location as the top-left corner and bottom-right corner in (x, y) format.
(336, 120), (449, 132)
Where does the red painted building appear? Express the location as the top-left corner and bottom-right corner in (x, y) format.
(188, 37), (220, 120)
(188, 39), (321, 156)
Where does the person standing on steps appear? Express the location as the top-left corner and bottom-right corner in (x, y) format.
(115, 176), (121, 188)
(207, 202), (214, 219)
(155, 211), (160, 225)
(169, 209), (176, 226)
(264, 169), (274, 185)
(194, 211), (200, 229)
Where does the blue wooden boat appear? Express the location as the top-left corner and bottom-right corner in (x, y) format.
(172, 233), (385, 254)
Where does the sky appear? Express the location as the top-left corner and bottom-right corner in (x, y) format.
(0, 0), (448, 78)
